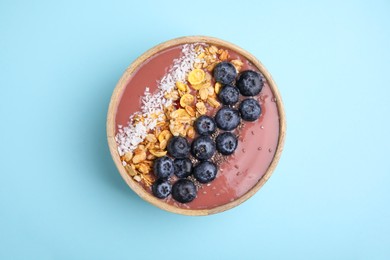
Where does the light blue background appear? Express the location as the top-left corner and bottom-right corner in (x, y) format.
(1, 0), (389, 259)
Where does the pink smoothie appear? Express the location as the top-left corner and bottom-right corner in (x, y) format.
(115, 45), (280, 210)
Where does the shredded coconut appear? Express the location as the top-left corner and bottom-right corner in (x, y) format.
(115, 44), (204, 156)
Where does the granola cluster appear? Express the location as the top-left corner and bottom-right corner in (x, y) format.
(121, 44), (245, 186)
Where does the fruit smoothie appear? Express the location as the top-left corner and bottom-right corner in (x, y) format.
(115, 44), (280, 210)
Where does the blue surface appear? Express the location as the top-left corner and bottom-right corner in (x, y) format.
(1, 0), (389, 259)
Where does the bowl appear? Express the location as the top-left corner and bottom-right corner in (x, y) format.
(107, 36), (286, 216)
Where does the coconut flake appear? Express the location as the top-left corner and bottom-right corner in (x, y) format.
(115, 43), (203, 156)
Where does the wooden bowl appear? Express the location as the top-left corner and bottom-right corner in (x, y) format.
(107, 36), (286, 216)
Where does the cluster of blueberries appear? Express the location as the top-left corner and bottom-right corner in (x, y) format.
(152, 61), (264, 203)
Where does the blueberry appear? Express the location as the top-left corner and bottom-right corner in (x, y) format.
(214, 106), (240, 131)
(153, 156), (174, 179)
(218, 84), (240, 105)
(152, 179), (172, 199)
(193, 161), (218, 183)
(173, 158), (193, 178)
(236, 70), (264, 96)
(213, 62), (237, 84)
(172, 179), (197, 203)
(216, 132), (238, 155)
(194, 115), (216, 135)
(239, 98), (262, 121)
(191, 135), (216, 160)
(167, 136), (190, 158)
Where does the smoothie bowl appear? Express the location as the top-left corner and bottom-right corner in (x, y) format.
(107, 36), (286, 215)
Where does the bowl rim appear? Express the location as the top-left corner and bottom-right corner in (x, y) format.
(107, 35), (286, 216)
